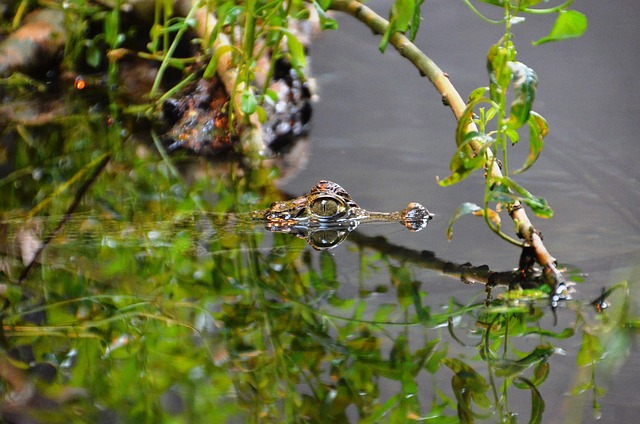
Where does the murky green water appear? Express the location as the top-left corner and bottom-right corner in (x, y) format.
(1, 1), (639, 423)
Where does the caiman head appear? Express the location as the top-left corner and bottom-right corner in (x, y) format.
(262, 180), (361, 223)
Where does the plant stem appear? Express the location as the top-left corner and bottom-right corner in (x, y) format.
(175, 0), (266, 158)
(329, 0), (567, 292)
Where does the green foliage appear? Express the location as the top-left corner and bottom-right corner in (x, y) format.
(0, 111), (636, 421)
(379, 0), (424, 53)
(533, 10), (588, 45)
(441, 0), (586, 244)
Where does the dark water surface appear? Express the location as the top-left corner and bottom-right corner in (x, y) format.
(1, 1), (640, 423)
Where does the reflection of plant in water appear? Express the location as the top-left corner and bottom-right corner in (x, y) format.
(0, 140), (636, 423)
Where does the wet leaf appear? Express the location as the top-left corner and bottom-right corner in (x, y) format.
(507, 61), (538, 130)
(533, 10), (588, 45)
(514, 111), (548, 174)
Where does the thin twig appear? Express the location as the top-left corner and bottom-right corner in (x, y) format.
(329, 0), (568, 294)
(17, 154), (111, 284)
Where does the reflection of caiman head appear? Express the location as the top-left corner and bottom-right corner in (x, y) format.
(254, 180), (434, 250)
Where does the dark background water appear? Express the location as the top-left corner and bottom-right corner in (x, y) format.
(285, 1), (640, 422)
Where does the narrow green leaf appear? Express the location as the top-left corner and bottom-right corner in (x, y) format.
(360, 393), (401, 424)
(444, 358), (492, 408)
(379, 0), (415, 52)
(491, 344), (554, 378)
(478, 0), (504, 6)
(507, 61), (538, 129)
(311, 0), (338, 30)
(514, 377), (546, 424)
(409, 0), (425, 41)
(203, 45), (234, 79)
(286, 33), (307, 69)
(255, 105), (267, 123)
(446, 202), (481, 240)
(488, 177), (554, 218)
(533, 10), (588, 45)
(514, 111), (548, 174)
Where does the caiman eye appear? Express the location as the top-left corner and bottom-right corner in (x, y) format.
(310, 196), (346, 218)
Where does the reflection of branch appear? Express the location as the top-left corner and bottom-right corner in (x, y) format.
(329, 0), (567, 295)
(17, 154), (111, 283)
(348, 230), (541, 289)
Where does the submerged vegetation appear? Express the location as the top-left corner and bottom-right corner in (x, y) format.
(1, 1), (638, 423)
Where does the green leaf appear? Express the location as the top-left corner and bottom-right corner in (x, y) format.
(438, 131), (493, 187)
(409, 0), (425, 41)
(468, 86), (489, 103)
(479, 0), (504, 6)
(490, 344), (555, 378)
(203, 45), (234, 79)
(286, 33), (307, 69)
(379, 0), (415, 52)
(255, 105), (267, 123)
(86, 41), (102, 68)
(533, 10), (588, 45)
(514, 111), (548, 174)
(514, 377), (546, 424)
(373, 304), (397, 322)
(446, 202), (481, 240)
(241, 89), (257, 114)
(577, 332), (604, 366)
(488, 177), (554, 218)
(487, 44), (515, 102)
(360, 393), (401, 424)
(507, 61), (538, 130)
(443, 358), (492, 409)
(310, 0), (339, 30)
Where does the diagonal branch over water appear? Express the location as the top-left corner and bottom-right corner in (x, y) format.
(329, 0), (568, 297)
